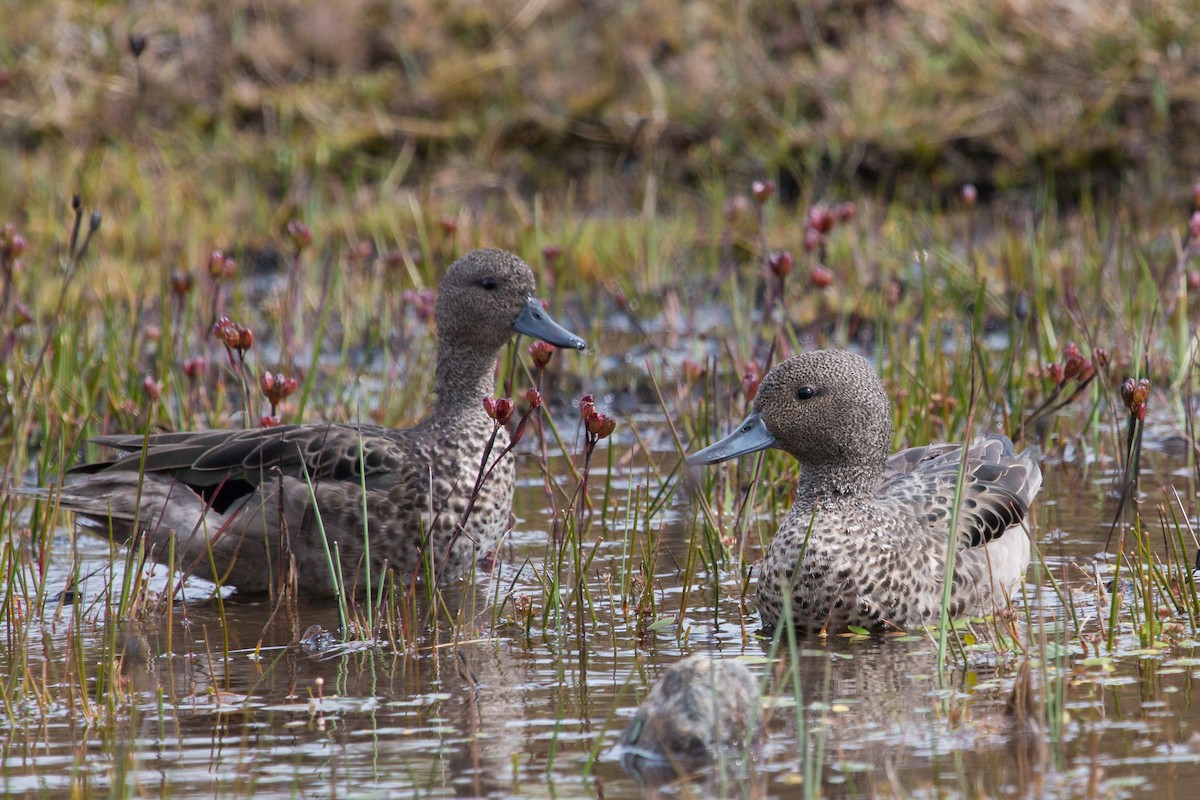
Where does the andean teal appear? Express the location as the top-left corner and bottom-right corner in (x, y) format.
(617, 654), (760, 774)
(55, 248), (586, 596)
(688, 349), (1041, 633)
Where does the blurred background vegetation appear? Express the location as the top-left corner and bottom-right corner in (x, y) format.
(3, 0), (1197, 219)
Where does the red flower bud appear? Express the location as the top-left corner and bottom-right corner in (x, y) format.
(524, 387), (542, 410)
(961, 184), (978, 206)
(808, 206), (834, 234)
(742, 361), (761, 400)
(143, 376), (162, 402)
(494, 397), (514, 425)
(1046, 363), (1064, 384)
(767, 250), (794, 280)
(529, 340), (554, 369)
(810, 265), (834, 288)
(260, 414), (280, 428)
(579, 394), (596, 420)
(13, 302), (31, 328)
(182, 355), (206, 379)
(585, 411), (616, 439)
(1120, 377), (1150, 419)
(171, 270), (193, 296)
(3, 232), (26, 260)
(207, 249), (226, 278)
(483, 396), (514, 424)
(1062, 343), (1085, 381)
(261, 372), (297, 406)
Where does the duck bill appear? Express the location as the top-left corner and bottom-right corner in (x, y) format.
(514, 297), (587, 350)
(687, 412), (776, 465)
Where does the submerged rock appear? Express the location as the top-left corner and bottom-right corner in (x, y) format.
(617, 654), (760, 777)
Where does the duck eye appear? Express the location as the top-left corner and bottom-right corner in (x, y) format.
(797, 386), (816, 400)
(480, 277), (498, 290)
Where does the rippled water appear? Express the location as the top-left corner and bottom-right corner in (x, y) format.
(5, 404), (1200, 799)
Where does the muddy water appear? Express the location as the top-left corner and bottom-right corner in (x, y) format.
(5, 408), (1200, 798)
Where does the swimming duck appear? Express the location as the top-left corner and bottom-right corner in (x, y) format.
(688, 349), (1041, 632)
(56, 248), (586, 596)
(618, 654), (760, 773)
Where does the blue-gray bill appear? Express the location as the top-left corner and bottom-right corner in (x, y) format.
(686, 412), (777, 465)
(513, 296), (587, 350)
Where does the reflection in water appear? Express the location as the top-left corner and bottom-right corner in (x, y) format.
(4, 434), (1200, 797)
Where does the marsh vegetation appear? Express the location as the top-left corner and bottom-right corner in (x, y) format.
(5, 2), (1200, 797)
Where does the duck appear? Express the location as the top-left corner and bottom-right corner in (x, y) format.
(617, 654), (760, 774)
(54, 248), (586, 596)
(688, 349), (1041, 633)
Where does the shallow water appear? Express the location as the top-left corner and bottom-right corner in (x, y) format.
(5, 404), (1200, 799)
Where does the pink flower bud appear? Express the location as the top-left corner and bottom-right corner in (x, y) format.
(802, 227), (823, 252)
(286, 220), (312, 251)
(723, 195), (749, 223)
(751, 180), (775, 204)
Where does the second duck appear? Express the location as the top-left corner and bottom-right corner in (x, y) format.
(689, 349), (1041, 633)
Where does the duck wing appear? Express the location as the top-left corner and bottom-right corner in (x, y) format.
(878, 434), (1041, 548)
(72, 424), (414, 491)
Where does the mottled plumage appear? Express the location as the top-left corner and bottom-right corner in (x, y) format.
(689, 349), (1041, 633)
(618, 654), (760, 773)
(55, 248), (586, 595)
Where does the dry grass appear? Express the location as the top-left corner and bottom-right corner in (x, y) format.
(3, 0), (1199, 210)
